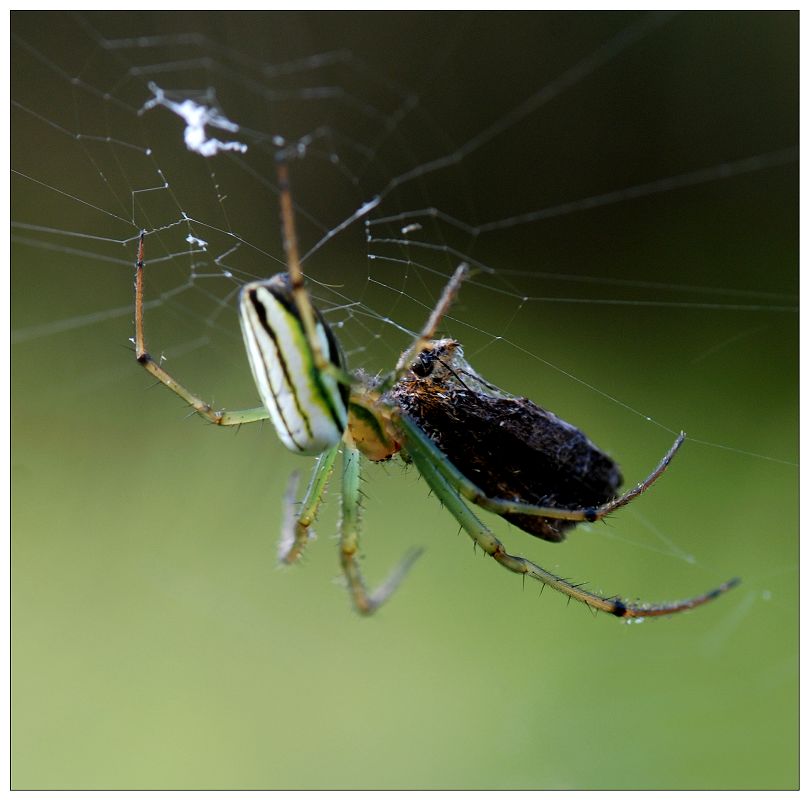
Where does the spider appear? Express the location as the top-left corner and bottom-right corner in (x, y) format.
(134, 159), (739, 619)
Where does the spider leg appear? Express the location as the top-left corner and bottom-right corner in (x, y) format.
(587, 432), (685, 519)
(406, 434), (739, 618)
(399, 412), (684, 524)
(392, 262), (469, 382)
(134, 233), (271, 426)
(339, 445), (423, 615)
(279, 445), (339, 564)
(276, 160), (352, 388)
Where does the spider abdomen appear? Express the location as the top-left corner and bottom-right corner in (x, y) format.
(239, 273), (349, 455)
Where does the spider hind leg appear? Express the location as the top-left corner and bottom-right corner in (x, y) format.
(279, 446), (340, 565)
(340, 445), (423, 615)
(134, 232), (271, 427)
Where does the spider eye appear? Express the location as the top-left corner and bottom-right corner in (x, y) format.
(411, 351), (435, 378)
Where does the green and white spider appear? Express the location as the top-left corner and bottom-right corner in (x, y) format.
(134, 160), (738, 619)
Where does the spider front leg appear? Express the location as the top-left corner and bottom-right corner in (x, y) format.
(402, 417), (738, 618)
(392, 262), (469, 384)
(399, 408), (684, 526)
(134, 233), (271, 427)
(339, 445), (423, 615)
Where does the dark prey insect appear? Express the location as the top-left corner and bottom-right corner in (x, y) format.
(390, 338), (625, 544)
(134, 158), (739, 619)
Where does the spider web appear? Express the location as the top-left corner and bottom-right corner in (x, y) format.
(11, 11), (798, 612)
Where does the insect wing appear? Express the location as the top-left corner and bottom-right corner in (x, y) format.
(239, 274), (348, 455)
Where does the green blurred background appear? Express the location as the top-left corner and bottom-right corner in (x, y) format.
(12, 11), (797, 790)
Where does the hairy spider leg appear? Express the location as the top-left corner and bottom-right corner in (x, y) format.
(276, 159), (353, 389)
(339, 447), (424, 615)
(134, 233), (271, 426)
(400, 407), (686, 525)
(279, 445), (339, 564)
(392, 262), (470, 383)
(401, 415), (739, 618)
